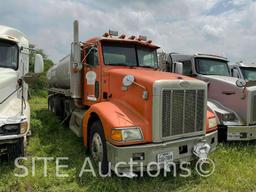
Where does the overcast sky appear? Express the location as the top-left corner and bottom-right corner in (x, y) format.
(0, 0), (255, 64)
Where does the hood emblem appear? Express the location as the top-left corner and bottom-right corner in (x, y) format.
(179, 81), (191, 88)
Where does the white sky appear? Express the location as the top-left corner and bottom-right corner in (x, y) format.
(0, 0), (255, 64)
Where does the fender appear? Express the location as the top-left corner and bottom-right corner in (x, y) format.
(207, 99), (243, 125)
(82, 99), (151, 147)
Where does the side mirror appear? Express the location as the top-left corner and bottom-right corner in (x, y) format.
(174, 62), (183, 74)
(236, 79), (246, 88)
(232, 68), (240, 78)
(34, 54), (44, 73)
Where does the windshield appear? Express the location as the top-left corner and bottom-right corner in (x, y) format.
(102, 42), (158, 68)
(240, 67), (256, 81)
(0, 40), (18, 70)
(195, 58), (230, 76)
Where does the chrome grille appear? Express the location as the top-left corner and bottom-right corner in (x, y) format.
(162, 89), (205, 138)
(253, 95), (256, 122)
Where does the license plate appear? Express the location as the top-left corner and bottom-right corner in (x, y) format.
(157, 152), (173, 164)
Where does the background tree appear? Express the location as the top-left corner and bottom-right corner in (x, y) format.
(29, 44), (54, 97)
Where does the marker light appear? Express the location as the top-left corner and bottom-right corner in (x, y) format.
(119, 34), (126, 39)
(103, 32), (109, 37)
(128, 35), (136, 40)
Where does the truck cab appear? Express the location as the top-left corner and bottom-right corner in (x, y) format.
(47, 21), (217, 174)
(230, 63), (256, 81)
(159, 53), (256, 141)
(0, 25), (44, 159)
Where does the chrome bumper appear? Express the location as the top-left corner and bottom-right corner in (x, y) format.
(107, 132), (217, 171)
(227, 125), (256, 141)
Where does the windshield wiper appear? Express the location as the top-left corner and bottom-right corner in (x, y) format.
(139, 65), (156, 69)
(107, 63), (135, 67)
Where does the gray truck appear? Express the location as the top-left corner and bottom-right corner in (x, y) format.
(159, 53), (256, 141)
(229, 63), (256, 81)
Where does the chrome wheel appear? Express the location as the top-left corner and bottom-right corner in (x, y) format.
(91, 132), (103, 162)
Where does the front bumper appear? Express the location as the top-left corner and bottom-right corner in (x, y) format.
(0, 134), (26, 144)
(107, 131), (218, 171)
(227, 124), (256, 141)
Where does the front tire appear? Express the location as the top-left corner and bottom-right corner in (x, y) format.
(89, 121), (109, 174)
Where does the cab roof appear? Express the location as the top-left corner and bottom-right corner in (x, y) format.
(0, 25), (28, 43)
(84, 36), (160, 49)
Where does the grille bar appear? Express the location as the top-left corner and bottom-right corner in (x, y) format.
(162, 89), (205, 138)
(253, 95), (256, 122)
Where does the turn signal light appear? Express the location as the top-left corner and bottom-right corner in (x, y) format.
(111, 129), (122, 141)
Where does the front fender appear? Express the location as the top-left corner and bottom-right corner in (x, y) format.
(82, 100), (151, 147)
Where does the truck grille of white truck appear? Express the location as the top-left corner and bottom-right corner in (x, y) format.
(162, 90), (205, 137)
(253, 95), (256, 122)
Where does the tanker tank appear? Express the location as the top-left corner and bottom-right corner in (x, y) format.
(47, 55), (71, 89)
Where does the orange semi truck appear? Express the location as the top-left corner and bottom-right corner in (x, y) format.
(47, 21), (217, 174)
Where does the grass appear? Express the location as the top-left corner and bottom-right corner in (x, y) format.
(0, 95), (256, 192)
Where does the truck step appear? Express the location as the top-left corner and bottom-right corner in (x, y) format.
(69, 109), (86, 137)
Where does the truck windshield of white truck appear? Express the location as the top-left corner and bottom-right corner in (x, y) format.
(102, 42), (158, 68)
(0, 40), (18, 70)
(195, 58), (230, 76)
(240, 67), (256, 81)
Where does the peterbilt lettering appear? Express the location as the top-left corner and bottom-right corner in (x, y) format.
(47, 21), (217, 174)
(159, 52), (256, 141)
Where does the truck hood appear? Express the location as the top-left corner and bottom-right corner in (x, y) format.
(106, 68), (202, 143)
(108, 68), (195, 94)
(203, 75), (238, 86)
(0, 67), (18, 105)
(199, 75), (256, 124)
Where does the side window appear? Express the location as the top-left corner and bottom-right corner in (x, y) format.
(181, 60), (192, 76)
(86, 47), (98, 66)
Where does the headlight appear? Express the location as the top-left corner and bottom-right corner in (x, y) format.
(111, 127), (143, 142)
(208, 117), (217, 129)
(20, 121), (28, 134)
(222, 113), (237, 122)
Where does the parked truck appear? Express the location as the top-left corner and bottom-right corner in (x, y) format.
(47, 21), (217, 174)
(0, 25), (44, 159)
(229, 63), (256, 81)
(159, 53), (256, 141)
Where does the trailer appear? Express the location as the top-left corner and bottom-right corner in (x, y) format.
(47, 21), (217, 174)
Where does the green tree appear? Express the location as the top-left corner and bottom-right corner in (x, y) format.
(28, 44), (54, 97)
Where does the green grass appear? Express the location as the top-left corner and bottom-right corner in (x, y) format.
(0, 96), (255, 192)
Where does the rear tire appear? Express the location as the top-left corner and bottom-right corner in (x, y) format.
(48, 96), (54, 112)
(89, 121), (109, 175)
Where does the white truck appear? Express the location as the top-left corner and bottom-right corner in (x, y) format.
(0, 25), (44, 159)
(229, 63), (256, 81)
(159, 53), (256, 141)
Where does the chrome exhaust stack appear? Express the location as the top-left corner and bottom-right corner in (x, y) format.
(70, 20), (82, 99)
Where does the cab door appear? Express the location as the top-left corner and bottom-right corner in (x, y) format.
(82, 46), (101, 106)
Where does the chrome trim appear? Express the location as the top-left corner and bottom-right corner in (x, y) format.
(152, 80), (207, 143)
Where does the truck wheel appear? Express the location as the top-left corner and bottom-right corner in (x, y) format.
(48, 96), (54, 112)
(8, 139), (25, 160)
(89, 121), (109, 175)
(54, 97), (62, 117)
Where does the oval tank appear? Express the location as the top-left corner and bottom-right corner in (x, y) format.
(47, 55), (71, 89)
